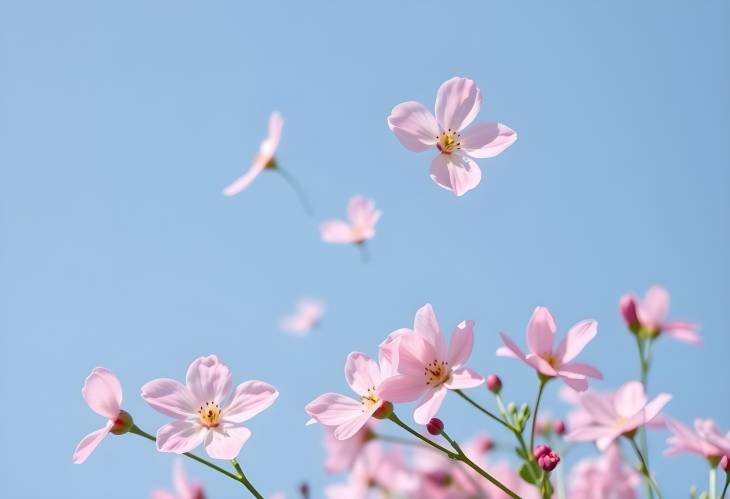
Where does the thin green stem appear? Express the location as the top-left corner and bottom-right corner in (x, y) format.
(129, 426), (263, 498)
(628, 436), (662, 499)
(710, 466), (717, 499)
(387, 413), (456, 458)
(455, 389), (519, 432)
(529, 378), (548, 452)
(358, 242), (370, 263)
(720, 471), (729, 499)
(635, 335), (654, 499)
(275, 167), (313, 216)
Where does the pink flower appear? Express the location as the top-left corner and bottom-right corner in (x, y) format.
(560, 386), (666, 432)
(305, 351), (394, 440)
(620, 286), (701, 344)
(151, 461), (205, 499)
(378, 303), (484, 424)
(665, 418), (730, 461)
(387, 76), (516, 196)
(320, 196), (381, 244)
(280, 298), (325, 336)
(566, 381), (672, 450)
(497, 307), (602, 391)
(568, 444), (640, 499)
(73, 367), (132, 464)
(141, 355), (278, 460)
(322, 423), (374, 473)
(223, 112), (283, 196)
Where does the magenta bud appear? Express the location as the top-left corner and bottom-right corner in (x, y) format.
(110, 410), (134, 435)
(721, 455), (729, 472)
(299, 481), (310, 498)
(486, 374), (502, 394)
(620, 295), (641, 331)
(533, 444), (551, 460)
(538, 450), (560, 472)
(427, 418), (445, 436)
(372, 401), (393, 420)
(553, 420), (566, 435)
(480, 437), (495, 452)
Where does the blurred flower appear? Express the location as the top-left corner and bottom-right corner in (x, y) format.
(378, 303), (484, 424)
(619, 286), (700, 344)
(322, 422), (374, 474)
(387, 76), (517, 196)
(320, 196), (381, 245)
(280, 298), (325, 336)
(568, 444), (640, 499)
(305, 352), (394, 440)
(566, 381), (671, 450)
(141, 355), (278, 459)
(665, 418), (730, 462)
(151, 461), (205, 499)
(223, 112), (283, 196)
(497, 306), (602, 391)
(73, 367), (132, 464)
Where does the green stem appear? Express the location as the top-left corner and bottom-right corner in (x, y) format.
(529, 378), (548, 453)
(358, 242), (370, 263)
(129, 425), (263, 498)
(710, 466), (717, 499)
(387, 413), (457, 458)
(275, 167), (313, 216)
(628, 436), (662, 499)
(455, 389), (519, 432)
(635, 335), (654, 499)
(720, 471), (729, 499)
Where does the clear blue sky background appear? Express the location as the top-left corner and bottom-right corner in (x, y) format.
(1, 1), (728, 497)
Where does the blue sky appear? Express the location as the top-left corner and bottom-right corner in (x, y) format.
(1, 1), (728, 497)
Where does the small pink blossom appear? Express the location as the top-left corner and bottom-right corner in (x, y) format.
(223, 112), (284, 196)
(566, 381), (671, 450)
(141, 355), (278, 460)
(497, 307), (602, 391)
(305, 351), (394, 440)
(619, 286), (700, 344)
(320, 196), (381, 245)
(151, 461), (205, 499)
(322, 423), (374, 473)
(280, 298), (325, 336)
(387, 76), (517, 196)
(73, 367), (131, 464)
(568, 444), (640, 499)
(664, 418), (730, 461)
(378, 303), (484, 424)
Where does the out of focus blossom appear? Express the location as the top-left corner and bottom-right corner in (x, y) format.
(619, 286), (700, 344)
(280, 299), (325, 336)
(322, 423), (374, 473)
(665, 418), (730, 462)
(151, 461), (205, 499)
(320, 196), (381, 244)
(568, 444), (640, 499)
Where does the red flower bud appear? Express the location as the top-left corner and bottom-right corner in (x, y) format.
(721, 455), (729, 472)
(553, 420), (566, 435)
(538, 450), (560, 472)
(372, 401), (393, 420)
(533, 444), (551, 459)
(486, 374), (502, 394)
(620, 295), (641, 331)
(427, 418), (444, 436)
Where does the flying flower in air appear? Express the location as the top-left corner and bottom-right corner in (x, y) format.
(320, 196), (381, 245)
(280, 298), (325, 336)
(387, 76), (517, 196)
(497, 307), (602, 391)
(73, 367), (133, 464)
(378, 303), (484, 424)
(151, 461), (206, 499)
(664, 418), (730, 462)
(141, 355), (278, 460)
(620, 286), (701, 344)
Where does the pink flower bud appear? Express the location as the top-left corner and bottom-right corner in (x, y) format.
(486, 374), (502, 394)
(620, 294), (640, 330)
(553, 419), (566, 435)
(721, 455), (729, 472)
(538, 450), (560, 472)
(110, 410), (134, 435)
(533, 444), (551, 460)
(427, 418), (444, 436)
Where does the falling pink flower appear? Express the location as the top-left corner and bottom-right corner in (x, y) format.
(322, 422), (375, 473)
(280, 298), (325, 336)
(320, 196), (381, 245)
(378, 303), (484, 424)
(566, 381), (671, 450)
(223, 112), (284, 196)
(151, 461), (205, 499)
(568, 444), (641, 499)
(620, 286), (701, 344)
(496, 307), (602, 391)
(664, 418), (730, 461)
(141, 355), (278, 460)
(305, 351), (394, 440)
(387, 76), (517, 197)
(73, 367), (132, 464)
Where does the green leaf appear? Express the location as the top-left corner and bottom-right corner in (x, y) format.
(518, 463), (538, 484)
(515, 446), (527, 460)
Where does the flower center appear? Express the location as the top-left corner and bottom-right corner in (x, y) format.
(543, 353), (559, 369)
(198, 401), (222, 428)
(615, 415), (628, 427)
(436, 129), (461, 154)
(424, 359), (450, 386)
(360, 386), (380, 410)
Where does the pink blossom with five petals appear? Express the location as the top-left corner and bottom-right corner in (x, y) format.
(320, 196), (381, 245)
(141, 355), (279, 460)
(387, 76), (517, 196)
(496, 306), (602, 391)
(151, 461), (205, 499)
(664, 418), (730, 462)
(619, 286), (701, 344)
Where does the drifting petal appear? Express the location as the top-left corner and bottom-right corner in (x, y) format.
(204, 425), (251, 459)
(662, 321), (701, 344)
(378, 374), (428, 402)
(73, 423), (111, 464)
(435, 77), (482, 132)
(156, 420), (206, 454)
(305, 393), (363, 426)
(447, 320), (474, 367)
(186, 355), (232, 406)
(445, 367), (484, 389)
(320, 220), (355, 244)
(82, 367), (122, 419)
(413, 386), (448, 424)
(429, 153), (482, 197)
(555, 320), (598, 363)
(496, 332), (528, 361)
(345, 352), (382, 396)
(559, 362), (603, 379)
(526, 307), (557, 357)
(614, 381), (647, 418)
(387, 101), (439, 152)
(222, 161), (267, 197)
(334, 411), (374, 441)
(141, 378), (197, 419)
(223, 380), (279, 423)
(638, 286), (669, 325)
(460, 122), (517, 158)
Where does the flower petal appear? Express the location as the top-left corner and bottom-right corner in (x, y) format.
(413, 303), (445, 357)
(259, 111), (283, 159)
(387, 101), (439, 152)
(413, 386), (448, 424)
(559, 362), (603, 379)
(320, 220), (355, 244)
(460, 122), (517, 158)
(222, 161), (267, 197)
(638, 286), (669, 325)
(614, 381), (647, 418)
(526, 307), (557, 357)
(662, 321), (701, 344)
(578, 392), (617, 425)
(429, 153), (482, 197)
(445, 367), (484, 389)
(223, 380), (278, 423)
(156, 420), (206, 454)
(446, 320), (474, 367)
(334, 411), (374, 441)
(141, 378), (197, 419)
(377, 374), (428, 402)
(558, 373), (588, 391)
(204, 424), (251, 459)
(555, 320), (598, 363)
(393, 333), (437, 377)
(82, 367), (122, 420)
(525, 353), (557, 377)
(496, 332), (527, 361)
(435, 77), (482, 132)
(345, 352), (382, 396)
(186, 355), (232, 406)
(73, 423), (111, 464)
(642, 393), (672, 424)
(305, 393), (363, 426)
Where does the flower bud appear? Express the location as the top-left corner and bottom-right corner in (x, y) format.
(533, 444), (551, 460)
(110, 410), (134, 435)
(372, 401), (393, 420)
(553, 420), (566, 435)
(486, 374), (502, 394)
(299, 481), (310, 498)
(507, 402), (517, 415)
(427, 418), (445, 436)
(721, 455), (729, 472)
(538, 450), (560, 472)
(620, 295), (641, 333)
